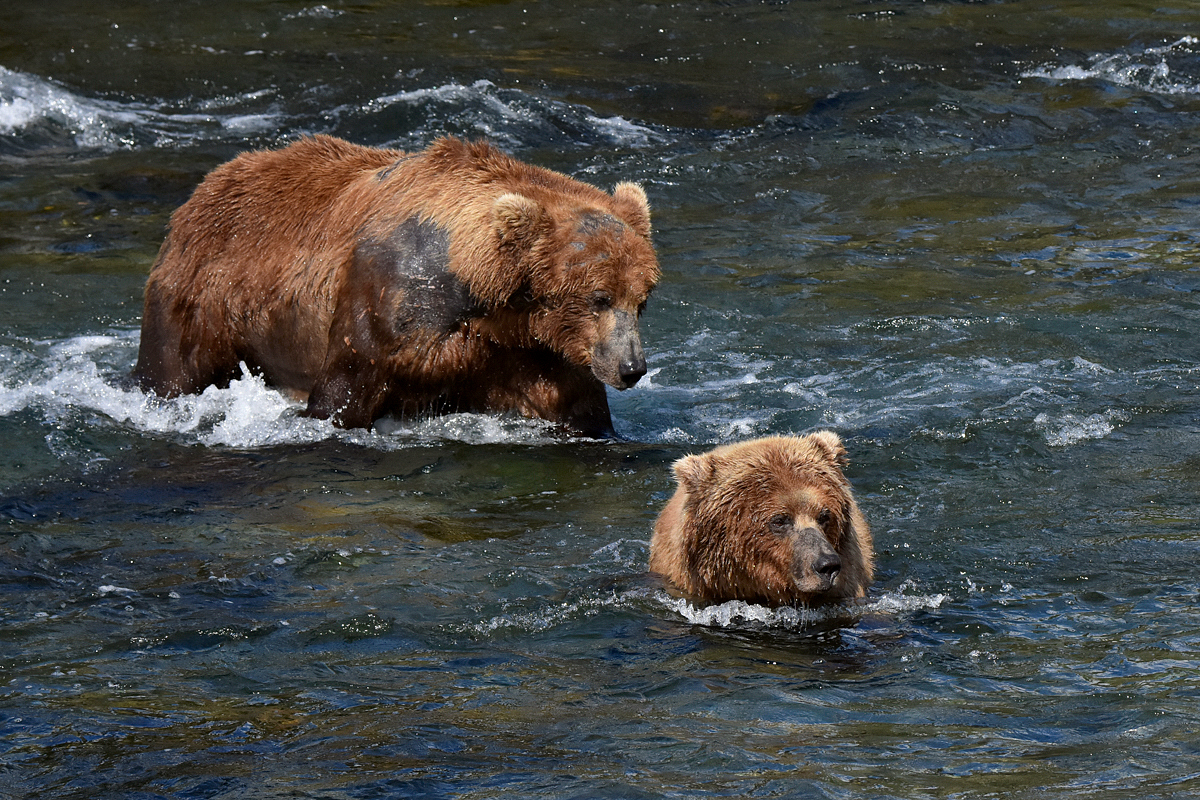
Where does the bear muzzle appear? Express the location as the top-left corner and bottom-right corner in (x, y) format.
(591, 309), (647, 390)
(791, 526), (842, 594)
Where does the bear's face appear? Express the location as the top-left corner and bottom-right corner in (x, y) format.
(655, 433), (872, 607)
(489, 184), (659, 390)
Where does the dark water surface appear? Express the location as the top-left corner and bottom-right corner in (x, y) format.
(4, 2), (1200, 798)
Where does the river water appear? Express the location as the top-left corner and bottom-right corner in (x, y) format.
(3, 2), (1200, 798)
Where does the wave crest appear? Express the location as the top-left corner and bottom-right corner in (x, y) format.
(0, 333), (562, 449)
(1022, 36), (1200, 96)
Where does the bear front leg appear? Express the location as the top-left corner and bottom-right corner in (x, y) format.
(503, 360), (617, 439)
(306, 356), (392, 429)
(556, 385), (617, 439)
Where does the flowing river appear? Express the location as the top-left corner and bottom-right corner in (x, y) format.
(3, 2), (1200, 798)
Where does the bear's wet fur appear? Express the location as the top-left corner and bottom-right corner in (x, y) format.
(649, 432), (874, 607)
(135, 135), (659, 437)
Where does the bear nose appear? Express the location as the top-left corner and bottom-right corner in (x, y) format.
(813, 551), (841, 583)
(619, 350), (646, 387)
(793, 526), (842, 592)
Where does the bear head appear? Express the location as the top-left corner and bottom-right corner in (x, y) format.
(649, 432), (874, 607)
(483, 183), (659, 391)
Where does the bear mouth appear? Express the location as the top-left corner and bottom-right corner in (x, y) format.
(793, 571), (839, 596)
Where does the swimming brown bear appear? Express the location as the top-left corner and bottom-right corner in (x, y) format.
(649, 433), (874, 607)
(134, 135), (660, 437)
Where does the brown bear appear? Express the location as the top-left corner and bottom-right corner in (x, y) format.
(134, 135), (659, 437)
(649, 432), (874, 607)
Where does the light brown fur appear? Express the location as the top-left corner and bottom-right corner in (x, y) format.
(135, 136), (659, 436)
(649, 433), (874, 607)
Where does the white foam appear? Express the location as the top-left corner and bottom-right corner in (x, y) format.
(868, 588), (952, 614)
(0, 65), (284, 151)
(750, 344), (1135, 447)
(0, 332), (575, 450)
(2, 342), (308, 442)
(1034, 409), (1130, 447)
(195, 372), (326, 448)
(2, 63), (658, 155)
(582, 111), (663, 147)
(462, 580), (950, 637)
(283, 5), (343, 20)
(220, 113), (277, 133)
(641, 329), (1146, 448)
(662, 596), (830, 628)
(361, 79), (661, 148)
(0, 94), (39, 132)
(373, 411), (561, 446)
(468, 592), (620, 635)
(0, 323), (1145, 451)
(367, 81), (487, 113)
(660, 586), (948, 630)
(588, 538), (650, 572)
(1021, 36), (1200, 96)
(0, 65), (115, 146)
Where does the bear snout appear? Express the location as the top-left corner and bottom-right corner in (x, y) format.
(791, 527), (842, 593)
(812, 550), (842, 586)
(592, 309), (646, 390)
(617, 341), (647, 388)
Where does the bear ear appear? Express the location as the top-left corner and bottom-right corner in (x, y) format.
(612, 182), (652, 239)
(810, 430), (848, 466)
(492, 192), (551, 246)
(672, 453), (715, 494)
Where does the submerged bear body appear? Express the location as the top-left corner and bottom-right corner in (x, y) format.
(135, 135), (659, 437)
(650, 433), (874, 607)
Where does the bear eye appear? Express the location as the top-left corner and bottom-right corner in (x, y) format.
(768, 513), (791, 532)
(817, 508), (832, 527)
(590, 291), (613, 312)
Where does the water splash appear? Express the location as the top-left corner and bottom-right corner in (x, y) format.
(1022, 36), (1200, 96)
(463, 582), (949, 637)
(0, 67), (659, 157)
(660, 585), (949, 631)
(636, 320), (1141, 447)
(1034, 409), (1130, 447)
(0, 65), (283, 151)
(355, 79), (663, 150)
(0, 333), (573, 450)
(282, 5), (343, 20)
(0, 324), (1150, 452)
(466, 593), (623, 635)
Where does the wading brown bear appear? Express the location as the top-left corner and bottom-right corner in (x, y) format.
(649, 433), (874, 607)
(134, 135), (659, 437)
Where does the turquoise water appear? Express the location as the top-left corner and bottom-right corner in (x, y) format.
(3, 2), (1200, 798)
